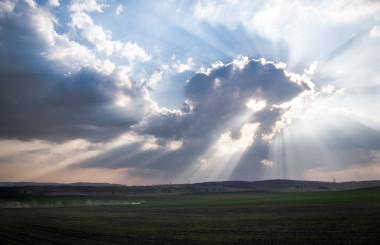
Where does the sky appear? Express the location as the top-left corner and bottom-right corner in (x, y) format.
(0, 0), (380, 185)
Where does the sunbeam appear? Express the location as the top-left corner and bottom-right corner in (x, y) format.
(181, 122), (258, 183)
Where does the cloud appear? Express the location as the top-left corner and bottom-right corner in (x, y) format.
(0, 1), (147, 142)
(193, 0), (253, 30)
(193, 0), (380, 31)
(321, 84), (335, 94)
(69, 0), (107, 13)
(172, 57), (194, 73)
(370, 25), (380, 37)
(3, 0), (111, 73)
(69, 1), (150, 62)
(0, 0), (15, 16)
(1, 0), (378, 184)
(0, 66), (142, 142)
(192, 0), (380, 71)
(87, 57), (313, 180)
(48, 0), (60, 7)
(116, 4), (124, 16)
(304, 61), (318, 75)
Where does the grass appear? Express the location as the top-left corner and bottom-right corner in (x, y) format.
(1, 187), (380, 244)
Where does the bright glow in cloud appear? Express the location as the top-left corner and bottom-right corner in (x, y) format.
(219, 123), (258, 153)
(261, 159), (273, 166)
(246, 99), (266, 112)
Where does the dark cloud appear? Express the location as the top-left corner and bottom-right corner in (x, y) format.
(0, 69), (140, 142)
(0, 5), (143, 143)
(89, 59), (311, 177)
(139, 59), (307, 139)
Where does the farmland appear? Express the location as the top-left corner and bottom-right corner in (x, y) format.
(1, 186), (380, 244)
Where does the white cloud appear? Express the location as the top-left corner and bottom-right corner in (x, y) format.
(70, 12), (118, 56)
(0, 0), (16, 16)
(29, 7), (59, 46)
(69, 7), (150, 62)
(25, 0), (37, 8)
(334, 88), (345, 96)
(48, 0), (60, 7)
(168, 139), (183, 150)
(14, 2), (118, 74)
(232, 56), (249, 70)
(116, 3), (124, 16)
(147, 70), (163, 88)
(121, 42), (151, 62)
(261, 159), (273, 166)
(69, 0), (107, 13)
(100, 58), (116, 75)
(370, 25), (380, 37)
(198, 60), (224, 75)
(322, 84), (335, 94)
(43, 37), (99, 71)
(17, 2), (98, 71)
(304, 61), (318, 75)
(113, 65), (132, 88)
(173, 57), (194, 73)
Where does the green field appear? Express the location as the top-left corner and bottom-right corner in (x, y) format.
(1, 187), (380, 244)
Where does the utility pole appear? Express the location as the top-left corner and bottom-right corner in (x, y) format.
(333, 178), (336, 191)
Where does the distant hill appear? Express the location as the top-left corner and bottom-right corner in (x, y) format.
(1, 179), (379, 196)
(0, 182), (123, 187)
(212, 179), (380, 191)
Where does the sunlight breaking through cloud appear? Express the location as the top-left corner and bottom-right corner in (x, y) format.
(246, 99), (266, 112)
(182, 123), (259, 182)
(0, 0), (379, 184)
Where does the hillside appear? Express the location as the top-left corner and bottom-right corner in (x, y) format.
(1, 179), (380, 196)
